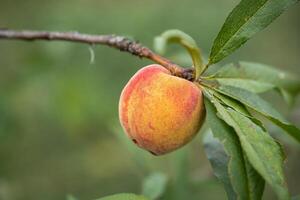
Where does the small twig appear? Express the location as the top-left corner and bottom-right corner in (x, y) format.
(88, 45), (95, 64)
(0, 29), (194, 80)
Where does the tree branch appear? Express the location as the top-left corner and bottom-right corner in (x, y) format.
(0, 29), (194, 80)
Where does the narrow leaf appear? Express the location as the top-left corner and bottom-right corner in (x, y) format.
(214, 62), (300, 91)
(242, 154), (265, 200)
(209, 0), (299, 64)
(214, 62), (300, 104)
(203, 130), (238, 200)
(204, 97), (264, 200)
(216, 85), (300, 142)
(216, 78), (275, 93)
(211, 98), (289, 200)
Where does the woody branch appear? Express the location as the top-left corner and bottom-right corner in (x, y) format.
(0, 29), (194, 80)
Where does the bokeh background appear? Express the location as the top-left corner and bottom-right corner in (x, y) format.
(0, 0), (299, 199)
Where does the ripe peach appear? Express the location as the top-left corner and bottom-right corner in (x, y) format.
(119, 64), (205, 155)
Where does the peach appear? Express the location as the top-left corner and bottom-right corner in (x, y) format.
(119, 64), (205, 155)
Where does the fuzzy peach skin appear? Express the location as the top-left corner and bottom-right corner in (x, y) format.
(119, 64), (205, 155)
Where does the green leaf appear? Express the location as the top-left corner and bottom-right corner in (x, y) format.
(95, 193), (149, 200)
(213, 62), (300, 104)
(203, 130), (237, 200)
(204, 103), (242, 200)
(213, 91), (266, 131)
(142, 172), (168, 200)
(214, 62), (300, 91)
(216, 78), (275, 93)
(213, 92), (249, 116)
(154, 29), (203, 78)
(211, 98), (289, 200)
(209, 0), (299, 64)
(216, 85), (300, 143)
(204, 97), (264, 200)
(242, 153), (265, 200)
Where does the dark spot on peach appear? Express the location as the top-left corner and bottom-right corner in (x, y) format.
(132, 139), (138, 144)
(148, 150), (157, 156)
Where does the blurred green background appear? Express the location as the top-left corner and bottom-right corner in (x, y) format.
(0, 0), (299, 199)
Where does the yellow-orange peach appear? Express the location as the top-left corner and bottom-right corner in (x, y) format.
(119, 64), (205, 155)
